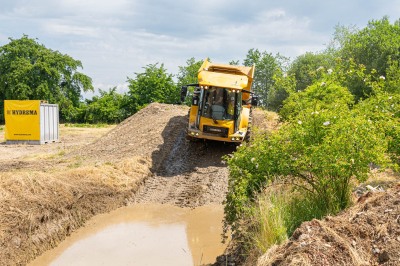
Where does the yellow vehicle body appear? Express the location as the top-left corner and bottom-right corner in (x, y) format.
(183, 59), (256, 143)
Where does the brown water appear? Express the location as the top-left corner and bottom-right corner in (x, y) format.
(29, 204), (228, 266)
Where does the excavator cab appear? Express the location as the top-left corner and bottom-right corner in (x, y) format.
(200, 87), (241, 122)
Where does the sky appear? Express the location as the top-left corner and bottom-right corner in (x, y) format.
(0, 0), (399, 98)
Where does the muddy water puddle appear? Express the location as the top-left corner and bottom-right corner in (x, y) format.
(29, 204), (228, 266)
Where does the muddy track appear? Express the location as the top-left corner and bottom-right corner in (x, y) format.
(132, 109), (235, 208)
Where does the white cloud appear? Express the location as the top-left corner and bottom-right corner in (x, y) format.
(58, 0), (132, 14)
(44, 22), (100, 37)
(1, 0), (400, 96)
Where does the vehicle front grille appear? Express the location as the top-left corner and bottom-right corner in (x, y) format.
(203, 125), (229, 137)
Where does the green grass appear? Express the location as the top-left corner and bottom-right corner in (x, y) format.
(244, 183), (334, 259)
(64, 123), (109, 128)
(248, 187), (289, 254)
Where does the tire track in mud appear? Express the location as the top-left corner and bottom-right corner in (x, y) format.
(132, 128), (235, 208)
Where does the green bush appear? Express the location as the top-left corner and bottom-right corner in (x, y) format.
(354, 92), (400, 165)
(225, 81), (389, 237)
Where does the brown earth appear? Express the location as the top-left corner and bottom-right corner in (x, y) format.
(1, 103), (256, 265)
(257, 183), (400, 266)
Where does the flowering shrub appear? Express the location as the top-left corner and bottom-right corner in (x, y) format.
(224, 80), (389, 234)
(355, 92), (400, 164)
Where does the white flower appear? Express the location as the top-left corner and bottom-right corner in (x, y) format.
(350, 158), (355, 164)
(327, 69), (333, 75)
(256, 164), (259, 169)
(323, 121), (330, 126)
(321, 82), (326, 86)
(311, 111), (319, 115)
(379, 75), (386, 80)
(389, 96), (393, 100)
(317, 66), (324, 71)
(298, 120), (303, 125)
(251, 157), (256, 163)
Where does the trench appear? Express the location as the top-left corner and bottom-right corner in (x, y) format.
(28, 203), (228, 266)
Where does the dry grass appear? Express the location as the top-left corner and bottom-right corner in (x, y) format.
(365, 169), (400, 188)
(251, 109), (280, 139)
(0, 156), (151, 265)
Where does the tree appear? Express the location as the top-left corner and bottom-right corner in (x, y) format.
(84, 88), (130, 124)
(176, 57), (203, 87)
(127, 63), (178, 113)
(243, 49), (289, 110)
(176, 57), (203, 105)
(0, 35), (93, 122)
(288, 52), (334, 92)
(338, 17), (400, 99)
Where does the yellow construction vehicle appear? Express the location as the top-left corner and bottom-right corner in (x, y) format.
(181, 59), (257, 143)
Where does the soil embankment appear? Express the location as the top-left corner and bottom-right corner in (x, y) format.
(258, 184), (400, 265)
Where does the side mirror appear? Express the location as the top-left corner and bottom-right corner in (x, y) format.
(180, 86), (188, 103)
(251, 95), (258, 107)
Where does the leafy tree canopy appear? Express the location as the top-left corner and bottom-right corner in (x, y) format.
(176, 57), (204, 105)
(176, 57), (203, 86)
(288, 52), (334, 92)
(243, 48), (289, 110)
(0, 35), (93, 121)
(84, 88), (130, 124)
(338, 17), (400, 98)
(127, 63), (179, 113)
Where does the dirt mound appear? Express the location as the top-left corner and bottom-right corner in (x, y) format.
(72, 103), (189, 163)
(258, 184), (400, 266)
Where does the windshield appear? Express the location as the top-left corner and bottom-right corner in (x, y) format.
(201, 87), (238, 120)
